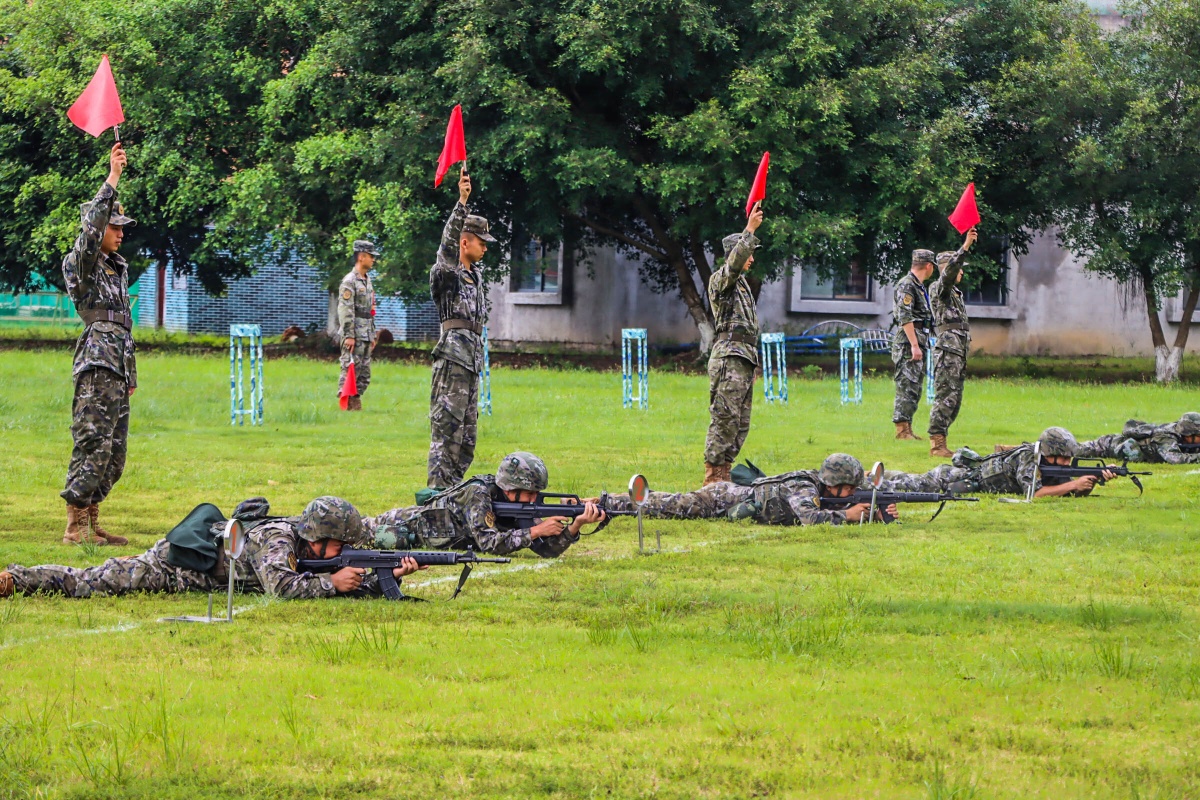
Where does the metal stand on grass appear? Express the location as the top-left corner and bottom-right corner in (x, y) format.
(478, 325), (492, 416)
(839, 337), (863, 405)
(622, 328), (648, 409)
(925, 334), (937, 404)
(229, 324), (264, 426)
(629, 474), (659, 554)
(159, 520), (246, 624)
(760, 332), (788, 404)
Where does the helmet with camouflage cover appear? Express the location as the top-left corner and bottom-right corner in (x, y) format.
(296, 496), (365, 544)
(818, 453), (865, 488)
(1176, 412), (1200, 436)
(1037, 426), (1078, 458)
(496, 452), (549, 493)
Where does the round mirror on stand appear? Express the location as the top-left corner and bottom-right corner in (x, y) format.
(629, 474), (650, 506)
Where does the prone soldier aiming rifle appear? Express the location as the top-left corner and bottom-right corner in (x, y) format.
(1037, 458), (1152, 495)
(299, 549), (509, 600)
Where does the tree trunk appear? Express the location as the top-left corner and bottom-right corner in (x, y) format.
(1156, 282), (1200, 384)
(1137, 265), (1175, 382)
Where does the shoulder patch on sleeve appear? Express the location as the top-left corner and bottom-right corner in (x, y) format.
(342, 288), (353, 300)
(288, 553), (298, 571)
(903, 295), (913, 305)
(485, 511), (495, 528)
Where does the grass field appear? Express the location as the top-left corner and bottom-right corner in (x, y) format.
(1, 350), (1198, 799)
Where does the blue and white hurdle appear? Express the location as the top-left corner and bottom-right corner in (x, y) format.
(839, 337), (863, 405)
(760, 332), (788, 404)
(622, 328), (648, 410)
(925, 334), (937, 404)
(478, 325), (492, 416)
(229, 324), (264, 426)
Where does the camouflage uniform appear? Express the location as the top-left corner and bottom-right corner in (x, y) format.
(337, 242), (377, 399)
(5, 497), (387, 600)
(428, 205), (495, 488)
(60, 183), (137, 508)
(891, 252), (934, 424)
(1077, 414), (1200, 465)
(884, 430), (1078, 495)
(705, 230), (761, 467)
(606, 454), (865, 526)
(367, 481), (579, 558)
(928, 249), (970, 437)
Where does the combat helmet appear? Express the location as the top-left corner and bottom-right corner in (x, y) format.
(496, 452), (549, 493)
(1176, 412), (1200, 436)
(818, 453), (865, 488)
(1037, 426), (1078, 458)
(296, 496), (366, 544)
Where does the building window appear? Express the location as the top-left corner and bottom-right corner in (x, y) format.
(964, 237), (1010, 306)
(511, 235), (559, 293)
(798, 262), (872, 301)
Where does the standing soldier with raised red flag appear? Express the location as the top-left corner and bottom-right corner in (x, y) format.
(427, 168), (495, 489)
(59, 143), (135, 546)
(703, 201), (764, 486)
(927, 227), (978, 457)
(337, 239), (378, 411)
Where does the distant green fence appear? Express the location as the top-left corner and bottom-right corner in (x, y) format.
(0, 283), (139, 326)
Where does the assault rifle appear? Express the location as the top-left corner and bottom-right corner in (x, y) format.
(491, 492), (636, 533)
(821, 490), (978, 523)
(1179, 443), (1200, 454)
(1038, 458), (1151, 495)
(298, 549), (510, 600)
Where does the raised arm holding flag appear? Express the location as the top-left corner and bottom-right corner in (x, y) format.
(67, 55), (125, 140)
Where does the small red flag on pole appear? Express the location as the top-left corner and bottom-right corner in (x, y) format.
(339, 361), (358, 410)
(435, 105), (467, 187)
(745, 152), (770, 217)
(67, 55), (125, 139)
(948, 183), (981, 234)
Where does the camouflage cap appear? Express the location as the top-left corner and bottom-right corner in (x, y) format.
(911, 249), (935, 267)
(818, 453), (865, 488)
(1037, 426), (1078, 458)
(722, 232), (762, 259)
(463, 215), (497, 242)
(296, 496), (366, 544)
(1176, 411), (1200, 436)
(495, 452), (549, 493)
(108, 202), (136, 228)
(936, 251), (958, 271)
(352, 239), (379, 256)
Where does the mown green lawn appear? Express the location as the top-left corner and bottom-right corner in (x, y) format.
(0, 350), (1198, 799)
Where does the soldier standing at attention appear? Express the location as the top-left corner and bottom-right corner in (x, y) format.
(891, 249), (936, 441)
(703, 201), (765, 486)
(337, 240), (378, 411)
(927, 227), (978, 457)
(427, 167), (495, 489)
(59, 142), (136, 547)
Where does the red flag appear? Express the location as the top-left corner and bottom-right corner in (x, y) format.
(339, 361), (358, 410)
(745, 152), (770, 217)
(67, 55), (125, 137)
(948, 183), (981, 234)
(434, 105), (467, 187)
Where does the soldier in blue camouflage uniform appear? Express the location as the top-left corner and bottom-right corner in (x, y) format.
(60, 143), (137, 547)
(891, 249), (936, 440)
(928, 228), (978, 457)
(1073, 413), (1200, 465)
(337, 240), (378, 410)
(368, 452), (606, 557)
(703, 202), (765, 486)
(428, 168), (495, 488)
(0, 498), (422, 600)
(600, 454), (897, 525)
(884, 427), (1119, 497)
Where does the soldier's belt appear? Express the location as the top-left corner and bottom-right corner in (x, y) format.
(442, 319), (483, 336)
(716, 331), (758, 345)
(78, 308), (132, 331)
(935, 322), (969, 334)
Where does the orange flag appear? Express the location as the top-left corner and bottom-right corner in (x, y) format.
(339, 361), (358, 410)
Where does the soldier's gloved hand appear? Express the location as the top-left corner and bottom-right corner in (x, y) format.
(331, 567), (366, 593)
(391, 556), (428, 579)
(568, 502), (605, 535)
(531, 516), (570, 539)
